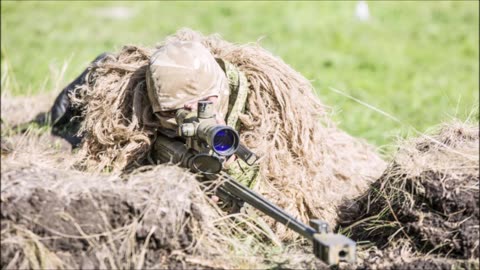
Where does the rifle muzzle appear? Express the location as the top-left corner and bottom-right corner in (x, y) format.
(310, 220), (356, 265)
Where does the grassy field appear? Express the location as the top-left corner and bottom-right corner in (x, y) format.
(1, 1), (478, 148)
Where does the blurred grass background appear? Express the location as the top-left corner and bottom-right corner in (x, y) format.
(1, 1), (478, 149)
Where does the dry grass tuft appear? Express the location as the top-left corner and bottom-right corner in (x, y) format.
(339, 121), (479, 268)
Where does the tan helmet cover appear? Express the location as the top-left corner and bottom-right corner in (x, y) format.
(146, 41), (229, 117)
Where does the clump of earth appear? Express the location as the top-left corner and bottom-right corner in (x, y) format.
(339, 122), (479, 270)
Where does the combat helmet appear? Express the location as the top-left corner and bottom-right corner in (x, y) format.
(146, 41), (229, 118)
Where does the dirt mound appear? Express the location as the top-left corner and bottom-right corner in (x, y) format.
(1, 161), (229, 269)
(339, 122), (479, 268)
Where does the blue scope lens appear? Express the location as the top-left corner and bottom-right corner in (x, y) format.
(212, 129), (238, 155)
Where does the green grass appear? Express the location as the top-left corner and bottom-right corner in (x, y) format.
(1, 1), (478, 148)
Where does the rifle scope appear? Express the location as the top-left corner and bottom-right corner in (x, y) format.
(197, 124), (239, 156)
(176, 101), (240, 156)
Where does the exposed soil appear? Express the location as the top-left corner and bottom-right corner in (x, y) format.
(0, 161), (325, 270)
(0, 177), (211, 269)
(340, 169), (479, 258)
(2, 189), (131, 269)
(338, 123), (479, 269)
(358, 255), (473, 270)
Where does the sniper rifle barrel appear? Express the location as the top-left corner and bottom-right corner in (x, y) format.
(219, 172), (317, 240)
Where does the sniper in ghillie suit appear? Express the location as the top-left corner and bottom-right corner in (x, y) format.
(1, 28), (478, 269)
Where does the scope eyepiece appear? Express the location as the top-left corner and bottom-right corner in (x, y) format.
(197, 124), (239, 156)
(211, 127), (239, 156)
(176, 101), (240, 156)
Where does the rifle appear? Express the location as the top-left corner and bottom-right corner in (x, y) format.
(151, 101), (356, 265)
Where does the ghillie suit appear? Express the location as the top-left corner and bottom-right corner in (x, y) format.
(72, 28), (386, 240)
(339, 121), (479, 269)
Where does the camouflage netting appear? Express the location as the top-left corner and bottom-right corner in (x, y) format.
(70, 28), (386, 240)
(339, 121), (479, 269)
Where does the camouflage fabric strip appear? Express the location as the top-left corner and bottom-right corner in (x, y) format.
(221, 61), (259, 189)
(226, 159), (260, 190)
(224, 61), (249, 130)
